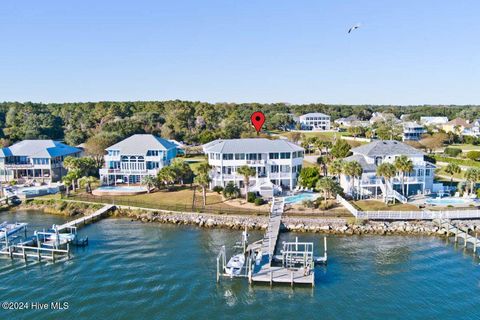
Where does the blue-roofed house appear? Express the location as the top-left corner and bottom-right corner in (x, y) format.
(100, 134), (178, 185)
(0, 140), (81, 183)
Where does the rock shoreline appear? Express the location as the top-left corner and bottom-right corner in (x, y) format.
(113, 208), (480, 236)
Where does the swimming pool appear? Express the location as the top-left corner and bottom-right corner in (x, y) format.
(425, 197), (472, 206)
(92, 186), (148, 196)
(284, 192), (319, 205)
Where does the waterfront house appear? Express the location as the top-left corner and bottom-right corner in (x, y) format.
(334, 115), (370, 128)
(441, 118), (471, 134)
(402, 122), (427, 141)
(298, 113), (331, 131)
(100, 134), (178, 185)
(202, 138), (304, 196)
(339, 140), (435, 199)
(463, 119), (480, 138)
(369, 112), (399, 125)
(0, 140), (81, 183)
(420, 116), (449, 126)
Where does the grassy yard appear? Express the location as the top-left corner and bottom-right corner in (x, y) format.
(353, 200), (420, 211)
(182, 155), (207, 171)
(435, 167), (464, 180)
(449, 143), (480, 152)
(433, 154), (480, 168)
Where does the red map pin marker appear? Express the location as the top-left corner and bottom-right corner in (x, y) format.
(251, 111), (265, 134)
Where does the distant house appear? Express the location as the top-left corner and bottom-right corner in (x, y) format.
(334, 115), (369, 128)
(202, 138), (304, 196)
(100, 134), (178, 185)
(420, 116), (449, 126)
(402, 122), (427, 141)
(462, 119), (480, 137)
(0, 140), (81, 183)
(441, 118), (472, 134)
(369, 112), (399, 125)
(339, 140), (435, 199)
(298, 113), (331, 130)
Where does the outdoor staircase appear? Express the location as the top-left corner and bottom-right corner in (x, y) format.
(379, 180), (407, 204)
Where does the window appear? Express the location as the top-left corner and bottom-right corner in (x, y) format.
(418, 169), (424, 176)
(269, 153), (279, 159)
(222, 153), (233, 160)
(234, 153), (245, 160)
(247, 153), (257, 160)
(147, 150), (159, 156)
(271, 165), (279, 173)
(425, 169), (430, 176)
(215, 153), (220, 160)
(280, 152), (291, 159)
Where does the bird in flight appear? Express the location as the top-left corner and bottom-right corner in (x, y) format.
(348, 24), (361, 34)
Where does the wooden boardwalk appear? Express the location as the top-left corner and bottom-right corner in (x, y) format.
(435, 219), (480, 253)
(56, 204), (116, 232)
(251, 198), (315, 286)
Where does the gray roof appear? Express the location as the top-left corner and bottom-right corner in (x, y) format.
(300, 112), (330, 118)
(335, 115), (358, 122)
(351, 140), (425, 157)
(106, 134), (177, 155)
(0, 140), (81, 158)
(343, 154), (377, 172)
(203, 138), (304, 153)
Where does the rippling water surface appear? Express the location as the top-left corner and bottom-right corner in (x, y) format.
(1, 210), (480, 320)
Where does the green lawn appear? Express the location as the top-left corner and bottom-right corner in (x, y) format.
(353, 200), (420, 211)
(435, 167), (464, 180)
(432, 154), (480, 168)
(449, 144), (480, 152)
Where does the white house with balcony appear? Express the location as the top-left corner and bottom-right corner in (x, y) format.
(100, 134), (178, 185)
(402, 122), (426, 141)
(202, 138), (304, 197)
(339, 140), (435, 201)
(298, 113), (331, 130)
(0, 140), (81, 183)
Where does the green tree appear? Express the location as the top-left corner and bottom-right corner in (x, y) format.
(223, 181), (240, 199)
(237, 165), (256, 201)
(315, 177), (342, 208)
(78, 176), (99, 193)
(298, 167), (321, 189)
(328, 159), (344, 180)
(194, 162), (212, 207)
(141, 175), (157, 193)
(466, 151), (480, 161)
(343, 161), (363, 199)
(444, 163), (461, 184)
(157, 166), (178, 188)
(394, 155), (414, 196)
(84, 132), (122, 169)
(171, 159), (194, 185)
(331, 139), (351, 159)
(376, 163), (397, 204)
(464, 168), (480, 195)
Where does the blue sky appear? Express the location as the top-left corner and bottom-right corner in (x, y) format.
(1, 0), (479, 105)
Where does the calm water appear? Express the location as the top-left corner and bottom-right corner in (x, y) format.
(1, 210), (480, 320)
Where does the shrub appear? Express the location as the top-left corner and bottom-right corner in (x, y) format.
(223, 182), (240, 199)
(212, 186), (224, 194)
(247, 192), (257, 203)
(254, 197), (265, 206)
(466, 151), (480, 161)
(302, 199), (316, 209)
(444, 147), (462, 158)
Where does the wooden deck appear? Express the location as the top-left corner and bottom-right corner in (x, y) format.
(56, 204), (116, 232)
(435, 219), (480, 252)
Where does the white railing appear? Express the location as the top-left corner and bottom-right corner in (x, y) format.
(336, 195), (359, 217)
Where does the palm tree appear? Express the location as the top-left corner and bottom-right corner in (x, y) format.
(315, 177), (342, 208)
(328, 159), (344, 180)
(444, 163), (461, 184)
(316, 156), (329, 177)
(394, 155), (414, 197)
(62, 175), (73, 196)
(464, 168), (480, 195)
(194, 162), (212, 207)
(79, 176), (99, 193)
(376, 163), (397, 204)
(141, 175), (157, 193)
(343, 161), (363, 200)
(237, 165), (256, 201)
(157, 166), (177, 188)
(171, 159), (194, 185)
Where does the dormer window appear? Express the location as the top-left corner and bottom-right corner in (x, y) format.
(375, 156), (383, 166)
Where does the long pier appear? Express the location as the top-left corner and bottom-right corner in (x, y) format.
(435, 219), (480, 253)
(55, 204), (116, 232)
(249, 197), (320, 286)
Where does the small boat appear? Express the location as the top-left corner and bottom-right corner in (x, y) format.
(225, 254), (245, 276)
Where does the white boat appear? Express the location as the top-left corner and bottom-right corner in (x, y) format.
(225, 254), (245, 276)
(0, 222), (28, 238)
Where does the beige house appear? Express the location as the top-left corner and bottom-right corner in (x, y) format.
(441, 118), (471, 134)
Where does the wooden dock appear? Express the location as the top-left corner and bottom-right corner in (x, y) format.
(435, 219), (480, 253)
(250, 197), (316, 286)
(55, 204), (116, 232)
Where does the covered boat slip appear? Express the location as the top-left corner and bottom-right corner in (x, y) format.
(216, 197), (327, 287)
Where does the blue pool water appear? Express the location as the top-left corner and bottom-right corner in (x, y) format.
(284, 192), (318, 204)
(95, 186), (147, 192)
(425, 197), (472, 205)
